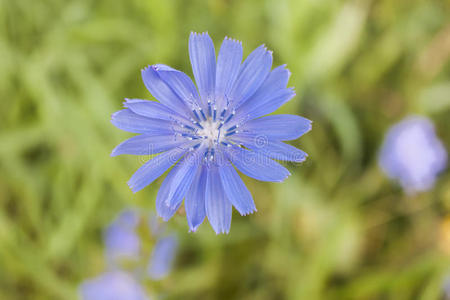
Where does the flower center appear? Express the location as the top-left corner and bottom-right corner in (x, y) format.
(181, 105), (240, 161)
(198, 119), (221, 145)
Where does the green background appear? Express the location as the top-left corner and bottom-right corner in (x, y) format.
(1, 0), (450, 299)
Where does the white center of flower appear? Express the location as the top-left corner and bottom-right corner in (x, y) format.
(198, 119), (222, 145)
(184, 106), (237, 160)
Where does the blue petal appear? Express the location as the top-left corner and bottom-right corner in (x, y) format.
(205, 166), (232, 234)
(155, 166), (183, 221)
(141, 65), (190, 114)
(226, 146), (290, 182)
(189, 32), (216, 106)
(124, 99), (184, 121)
(111, 109), (175, 134)
(219, 164), (256, 216)
(215, 37), (243, 108)
(258, 64), (290, 91)
(238, 88), (295, 122)
(230, 45), (273, 108)
(152, 64), (201, 108)
(147, 235), (178, 280)
(185, 166), (207, 232)
(240, 114), (312, 141)
(236, 65), (294, 120)
(164, 152), (201, 209)
(128, 147), (187, 193)
(254, 141), (307, 163)
(111, 134), (186, 157)
(231, 133), (307, 162)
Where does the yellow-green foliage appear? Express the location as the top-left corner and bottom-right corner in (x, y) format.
(0, 0), (449, 299)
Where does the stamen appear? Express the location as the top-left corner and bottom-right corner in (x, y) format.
(193, 121), (204, 129)
(183, 124), (196, 131)
(220, 108), (228, 120)
(213, 107), (217, 121)
(224, 110), (235, 124)
(216, 129), (221, 142)
(192, 110), (200, 122)
(225, 130), (237, 137)
(207, 100), (212, 117)
(199, 108), (207, 121)
(227, 124), (239, 132)
(181, 133), (198, 140)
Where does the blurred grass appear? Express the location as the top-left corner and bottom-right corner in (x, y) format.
(0, 0), (449, 299)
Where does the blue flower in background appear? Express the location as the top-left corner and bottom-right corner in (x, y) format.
(104, 209), (141, 265)
(81, 210), (178, 300)
(147, 235), (178, 280)
(104, 210), (178, 279)
(379, 116), (447, 193)
(111, 32), (311, 234)
(80, 271), (149, 300)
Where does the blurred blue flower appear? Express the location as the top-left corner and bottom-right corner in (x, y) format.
(111, 32), (311, 234)
(104, 210), (178, 279)
(379, 116), (447, 193)
(80, 271), (149, 300)
(82, 210), (178, 299)
(147, 235), (178, 280)
(104, 209), (141, 265)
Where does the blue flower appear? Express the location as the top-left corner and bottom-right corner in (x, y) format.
(111, 32), (311, 234)
(104, 210), (178, 280)
(104, 209), (141, 266)
(379, 116), (447, 193)
(147, 235), (178, 280)
(81, 210), (178, 300)
(80, 271), (149, 300)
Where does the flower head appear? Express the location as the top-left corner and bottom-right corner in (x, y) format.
(379, 116), (447, 193)
(111, 32), (311, 234)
